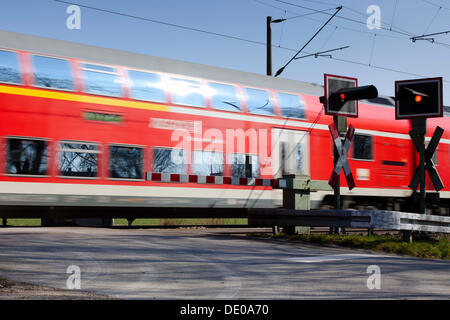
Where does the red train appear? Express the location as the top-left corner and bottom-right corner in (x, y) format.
(0, 30), (448, 219)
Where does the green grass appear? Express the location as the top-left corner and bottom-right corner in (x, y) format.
(1, 218), (248, 227)
(271, 233), (450, 260)
(1, 219), (42, 227)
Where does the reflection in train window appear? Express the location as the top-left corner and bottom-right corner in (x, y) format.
(232, 154), (259, 178)
(244, 88), (274, 116)
(128, 70), (166, 103)
(82, 63), (122, 97)
(277, 93), (305, 119)
(353, 134), (373, 160)
(193, 151), (223, 176)
(153, 148), (186, 174)
(32, 55), (74, 90)
(7, 138), (48, 175)
(169, 77), (205, 107)
(297, 143), (305, 173)
(59, 142), (98, 177)
(0, 50), (21, 84)
(280, 142), (304, 175)
(209, 82), (242, 112)
(109, 145), (143, 179)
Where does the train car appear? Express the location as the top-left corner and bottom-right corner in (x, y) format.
(0, 30), (448, 221)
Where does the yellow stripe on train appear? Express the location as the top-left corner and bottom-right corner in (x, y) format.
(0, 84), (168, 112)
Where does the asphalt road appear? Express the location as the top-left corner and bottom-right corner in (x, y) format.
(0, 227), (449, 299)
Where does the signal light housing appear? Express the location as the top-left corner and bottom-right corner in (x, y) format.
(395, 78), (443, 119)
(331, 85), (378, 103)
(321, 74), (378, 118)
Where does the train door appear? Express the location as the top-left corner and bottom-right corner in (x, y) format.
(378, 138), (410, 188)
(271, 128), (309, 178)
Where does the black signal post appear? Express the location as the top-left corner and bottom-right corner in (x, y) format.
(320, 74), (378, 234)
(395, 77), (444, 215)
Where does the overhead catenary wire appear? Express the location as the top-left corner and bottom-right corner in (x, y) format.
(423, 5), (442, 35)
(277, 10), (287, 47)
(53, 0), (450, 83)
(421, 0), (450, 11)
(368, 34), (377, 66)
(390, 0), (398, 31)
(294, 45), (350, 59)
(319, 25), (339, 51)
(252, 0), (407, 40)
(274, 0), (414, 37)
(274, 0), (450, 50)
(274, 5), (343, 77)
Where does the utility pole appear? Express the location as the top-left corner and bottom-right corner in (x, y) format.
(266, 16), (286, 76)
(266, 16), (285, 235)
(267, 16), (272, 76)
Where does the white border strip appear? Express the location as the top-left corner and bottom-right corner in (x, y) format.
(170, 106), (450, 144)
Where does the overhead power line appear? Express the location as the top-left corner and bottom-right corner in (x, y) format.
(423, 5), (442, 35)
(275, 6), (343, 77)
(273, 0), (450, 49)
(411, 30), (450, 43)
(275, 0), (414, 37)
(294, 45), (350, 59)
(421, 0), (450, 11)
(252, 0), (406, 40)
(53, 0), (450, 84)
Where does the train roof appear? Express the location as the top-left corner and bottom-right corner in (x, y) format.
(0, 30), (446, 111)
(0, 30), (325, 95)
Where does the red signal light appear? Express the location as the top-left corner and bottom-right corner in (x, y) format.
(340, 93), (346, 100)
(415, 95), (422, 103)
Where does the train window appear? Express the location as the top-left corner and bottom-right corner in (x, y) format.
(153, 148), (186, 174)
(32, 55), (74, 90)
(109, 145), (143, 179)
(277, 93), (305, 119)
(231, 154), (259, 178)
(128, 70), (166, 103)
(208, 82), (242, 112)
(59, 142), (99, 177)
(353, 134), (373, 160)
(6, 138), (48, 175)
(0, 50), (21, 84)
(193, 151), (223, 176)
(244, 88), (274, 116)
(169, 77), (205, 107)
(82, 63), (122, 97)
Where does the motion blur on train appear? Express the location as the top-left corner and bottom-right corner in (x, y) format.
(0, 30), (448, 221)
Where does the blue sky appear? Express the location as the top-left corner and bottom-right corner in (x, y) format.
(1, 0), (449, 105)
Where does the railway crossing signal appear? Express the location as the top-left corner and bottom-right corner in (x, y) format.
(321, 74), (378, 117)
(328, 122), (355, 190)
(319, 74), (378, 233)
(395, 77), (443, 119)
(395, 77), (445, 214)
(409, 126), (444, 192)
(320, 74), (378, 221)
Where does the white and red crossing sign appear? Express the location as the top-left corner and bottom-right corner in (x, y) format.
(328, 122), (356, 190)
(146, 172), (287, 188)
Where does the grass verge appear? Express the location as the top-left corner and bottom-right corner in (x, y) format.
(114, 218), (248, 226)
(2, 218), (248, 227)
(269, 233), (450, 260)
